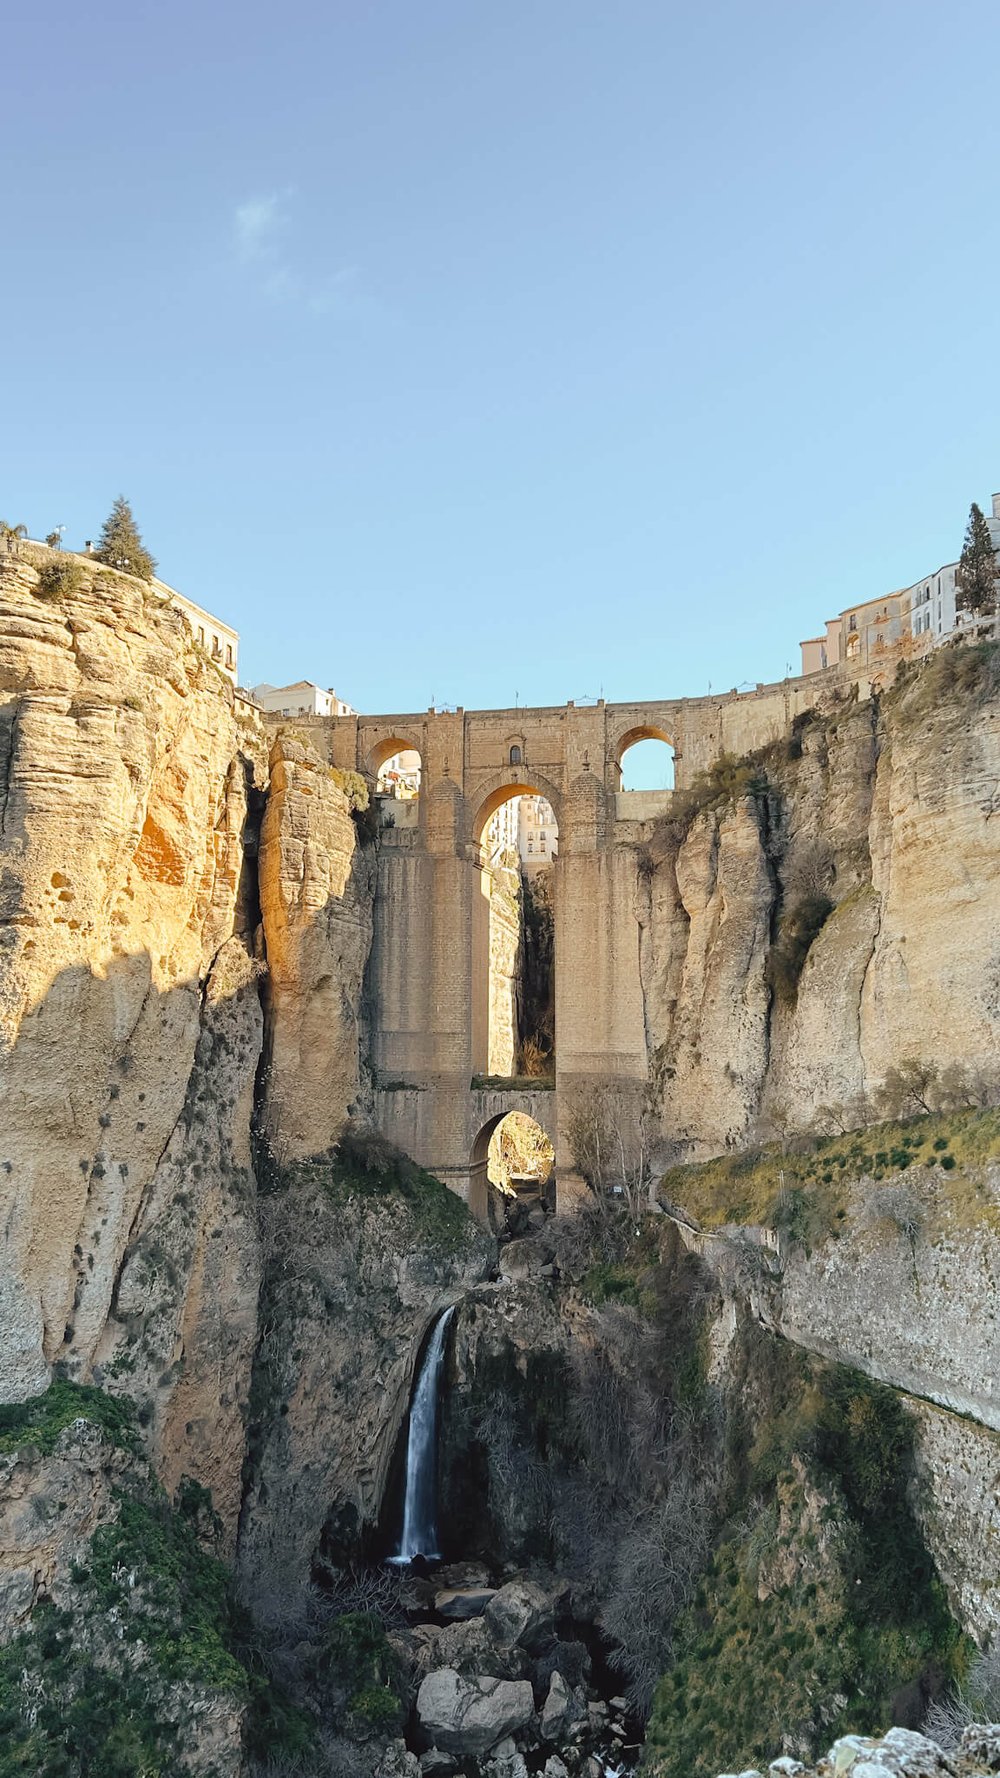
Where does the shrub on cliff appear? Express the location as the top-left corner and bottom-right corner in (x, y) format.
(766, 891), (835, 1001)
(661, 751), (771, 839)
(326, 1125), (476, 1251)
(328, 766), (369, 812)
(644, 1341), (969, 1778)
(94, 495), (157, 582)
(320, 1612), (405, 1736)
(35, 558), (84, 602)
(0, 1377), (138, 1456)
(0, 1383), (258, 1775)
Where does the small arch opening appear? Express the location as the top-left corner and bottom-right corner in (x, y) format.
(376, 748), (421, 800)
(617, 727), (675, 792)
(469, 1111), (554, 1220)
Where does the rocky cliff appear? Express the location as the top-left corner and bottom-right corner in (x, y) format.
(3, 540), (1000, 1778)
(640, 651), (1000, 1159)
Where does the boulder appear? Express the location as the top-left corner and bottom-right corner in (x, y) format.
(419, 1754), (457, 1776)
(543, 1760), (570, 1778)
(435, 1586), (497, 1621)
(540, 1671), (575, 1742)
(959, 1726), (1000, 1771)
(416, 1667), (535, 1756)
(376, 1743), (421, 1777)
(408, 1616), (521, 1680)
(485, 1579), (556, 1651)
(499, 1238), (554, 1280)
(484, 1753), (530, 1778)
(437, 1562), (492, 1590)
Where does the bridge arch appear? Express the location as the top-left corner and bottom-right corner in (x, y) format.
(468, 771), (564, 852)
(364, 732), (424, 779)
(613, 724), (675, 792)
(468, 1106), (556, 1221)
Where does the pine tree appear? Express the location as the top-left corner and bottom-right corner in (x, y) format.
(94, 496), (157, 582)
(955, 502), (998, 618)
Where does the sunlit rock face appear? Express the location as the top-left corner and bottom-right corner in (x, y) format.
(0, 546), (267, 1542)
(640, 671), (1000, 1159)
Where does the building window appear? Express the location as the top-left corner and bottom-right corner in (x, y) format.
(509, 745), (522, 765)
(197, 626), (205, 644)
(848, 615), (857, 632)
(226, 644), (233, 667)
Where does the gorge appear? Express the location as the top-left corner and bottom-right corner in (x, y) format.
(2, 538), (1000, 1778)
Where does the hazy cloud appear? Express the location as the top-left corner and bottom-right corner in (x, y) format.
(231, 190), (361, 318)
(233, 191), (288, 262)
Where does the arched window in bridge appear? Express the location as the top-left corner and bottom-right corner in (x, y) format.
(617, 730), (675, 793)
(509, 745), (522, 766)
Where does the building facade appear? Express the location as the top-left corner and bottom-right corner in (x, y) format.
(800, 493), (1000, 675)
(518, 794), (558, 873)
(167, 589), (239, 682)
(252, 681), (356, 717)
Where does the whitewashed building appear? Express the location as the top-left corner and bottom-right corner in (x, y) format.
(252, 680), (356, 717)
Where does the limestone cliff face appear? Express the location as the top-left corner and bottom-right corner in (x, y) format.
(0, 550), (267, 1463)
(257, 734), (375, 1159)
(641, 663), (1000, 1158)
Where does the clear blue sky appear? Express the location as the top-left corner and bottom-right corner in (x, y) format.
(4, 1), (1000, 730)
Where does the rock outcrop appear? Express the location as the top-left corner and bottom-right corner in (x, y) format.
(258, 733), (376, 1159)
(641, 661), (1000, 1157)
(0, 548), (267, 1442)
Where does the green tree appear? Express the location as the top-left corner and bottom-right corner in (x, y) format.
(955, 502), (998, 618)
(0, 520), (27, 555)
(94, 495), (157, 582)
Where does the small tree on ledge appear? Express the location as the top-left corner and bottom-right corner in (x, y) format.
(94, 496), (157, 582)
(955, 502), (998, 619)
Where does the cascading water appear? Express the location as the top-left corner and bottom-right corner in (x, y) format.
(388, 1304), (456, 1565)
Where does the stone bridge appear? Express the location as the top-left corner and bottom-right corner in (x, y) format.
(285, 673), (855, 1211)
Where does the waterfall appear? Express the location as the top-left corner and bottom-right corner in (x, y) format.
(388, 1305), (456, 1565)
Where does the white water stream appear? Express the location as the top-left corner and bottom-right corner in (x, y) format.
(388, 1305), (455, 1565)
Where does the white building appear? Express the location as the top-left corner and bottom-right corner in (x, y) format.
(483, 794), (558, 872)
(167, 588), (239, 682)
(800, 493), (1000, 675)
(518, 795), (558, 873)
(252, 680), (356, 717)
(485, 798), (520, 862)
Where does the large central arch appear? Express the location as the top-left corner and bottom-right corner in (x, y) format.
(470, 774), (560, 1079)
(469, 772), (564, 853)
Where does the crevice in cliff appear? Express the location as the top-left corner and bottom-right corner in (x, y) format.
(856, 696), (887, 1105)
(0, 695), (22, 840)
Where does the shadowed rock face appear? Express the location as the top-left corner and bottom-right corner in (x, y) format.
(257, 733), (376, 1160)
(236, 1181), (494, 1618)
